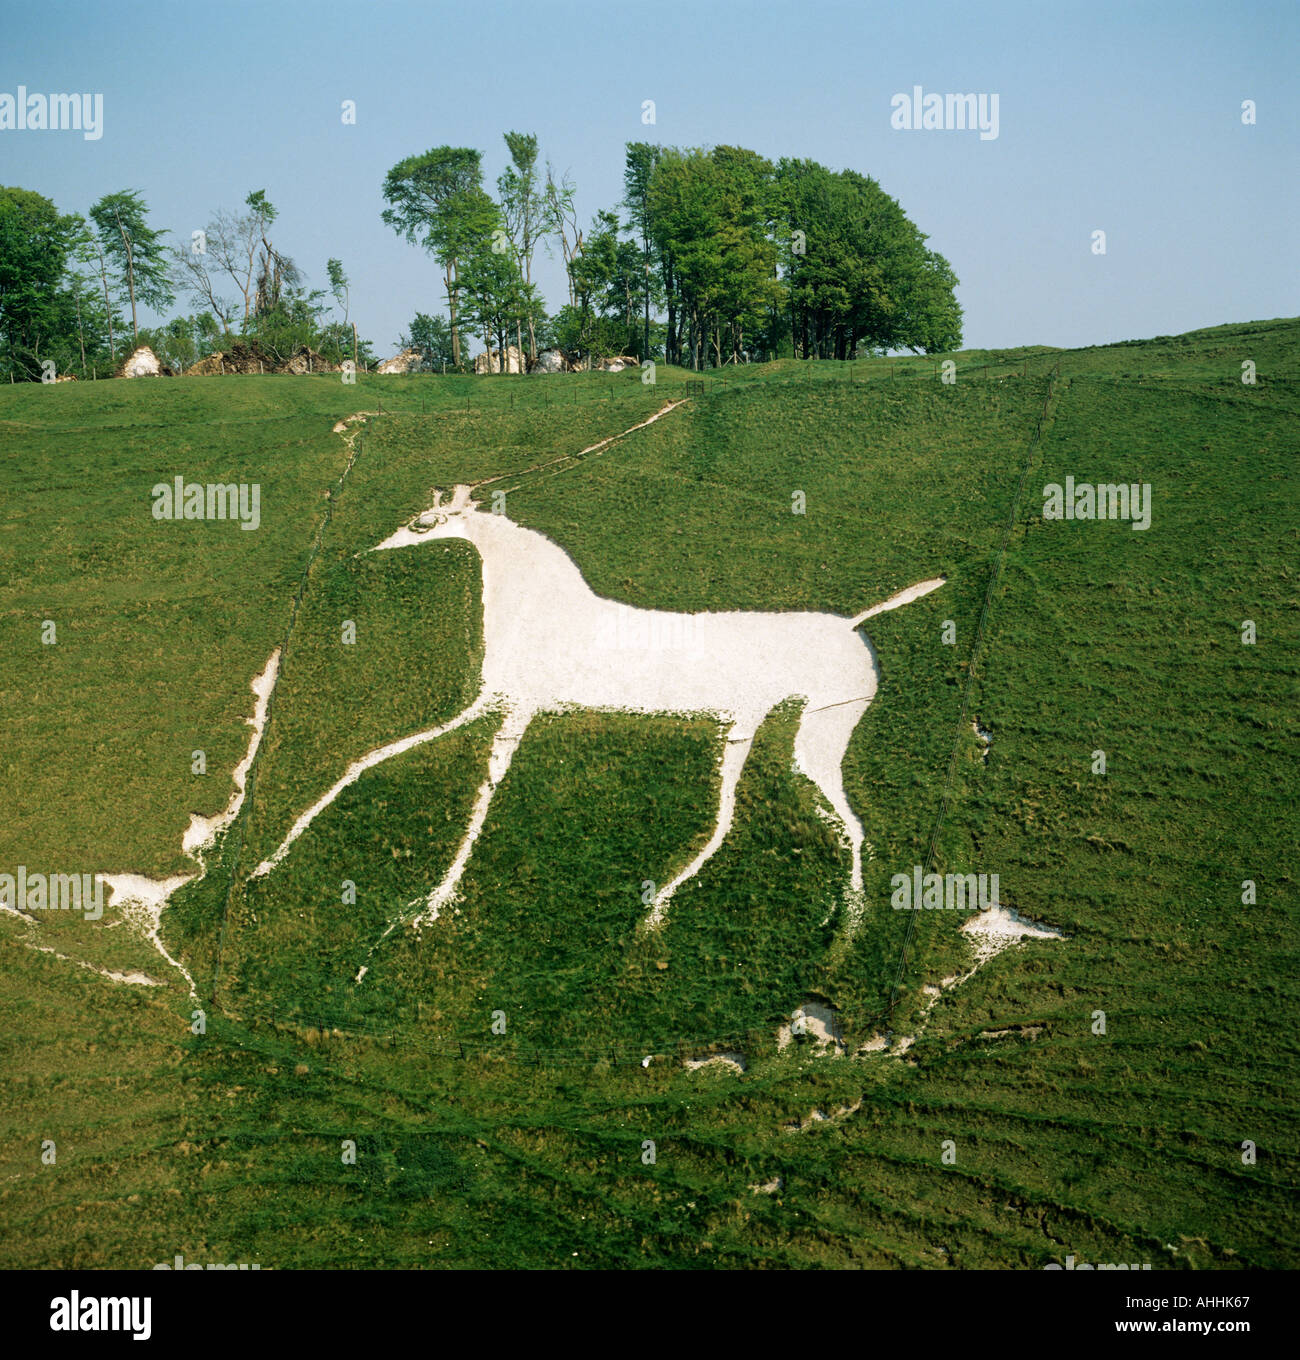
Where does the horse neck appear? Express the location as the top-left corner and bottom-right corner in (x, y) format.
(463, 513), (593, 605)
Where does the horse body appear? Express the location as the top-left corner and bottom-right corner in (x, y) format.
(468, 508), (878, 721)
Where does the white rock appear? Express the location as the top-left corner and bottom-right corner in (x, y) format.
(377, 346), (422, 375)
(117, 346), (165, 378)
(473, 345), (524, 375)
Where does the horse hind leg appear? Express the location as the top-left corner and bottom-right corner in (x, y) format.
(793, 697), (871, 904)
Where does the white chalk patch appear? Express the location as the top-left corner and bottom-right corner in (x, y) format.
(777, 1001), (846, 1055)
(682, 1051), (746, 1074)
(852, 904), (1065, 1062)
(183, 650), (279, 856)
(251, 696), (492, 880)
(849, 576), (946, 626)
(99, 649), (282, 996)
(573, 399), (689, 457)
(962, 902), (1065, 967)
(25, 942), (163, 986)
(980, 1025), (1043, 1041)
(784, 1097), (862, 1133)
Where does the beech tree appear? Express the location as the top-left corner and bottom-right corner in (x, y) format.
(327, 257), (357, 365)
(382, 147), (496, 369)
(496, 131), (547, 363)
(89, 189), (173, 346)
(622, 141), (662, 360)
(459, 234), (539, 373)
(0, 188), (80, 376)
(774, 159), (962, 357)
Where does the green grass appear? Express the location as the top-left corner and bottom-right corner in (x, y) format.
(1, 320), (1296, 1269)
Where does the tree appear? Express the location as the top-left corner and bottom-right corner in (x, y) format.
(542, 163), (581, 307)
(169, 214), (240, 340)
(459, 240), (536, 372)
(399, 312), (458, 370)
(773, 160), (960, 358)
(565, 210), (617, 364)
(66, 218), (119, 376)
(382, 147), (496, 370)
(0, 187), (81, 378)
(137, 313), (213, 374)
(326, 257), (350, 325)
(80, 219), (121, 361)
(326, 257), (357, 365)
(898, 249), (963, 354)
(203, 205), (261, 328)
(89, 190), (173, 346)
(246, 190), (298, 319)
(648, 148), (780, 368)
(622, 142), (662, 359)
(497, 131), (548, 363)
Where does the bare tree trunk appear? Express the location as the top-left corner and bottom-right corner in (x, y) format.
(523, 255), (537, 364)
(97, 254), (115, 361)
(74, 285), (87, 375)
(114, 210), (138, 345)
(447, 260), (461, 369)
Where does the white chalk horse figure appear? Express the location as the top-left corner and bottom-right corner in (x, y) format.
(252, 484), (944, 932)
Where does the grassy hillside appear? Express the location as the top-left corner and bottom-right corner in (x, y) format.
(1, 319), (1295, 1269)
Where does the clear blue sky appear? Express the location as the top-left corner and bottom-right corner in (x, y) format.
(5, 0), (1296, 354)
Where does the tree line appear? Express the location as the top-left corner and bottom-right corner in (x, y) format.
(0, 185), (373, 379)
(0, 138), (960, 381)
(383, 137), (961, 372)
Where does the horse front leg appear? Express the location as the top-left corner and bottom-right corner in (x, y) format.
(413, 703), (535, 926)
(642, 717), (758, 930)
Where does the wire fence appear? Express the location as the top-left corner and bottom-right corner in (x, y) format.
(353, 354), (1057, 420)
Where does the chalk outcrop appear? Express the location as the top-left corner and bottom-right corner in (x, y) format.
(183, 343), (338, 376)
(529, 348), (568, 374)
(377, 346), (423, 375)
(116, 346), (171, 378)
(473, 345), (524, 375)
